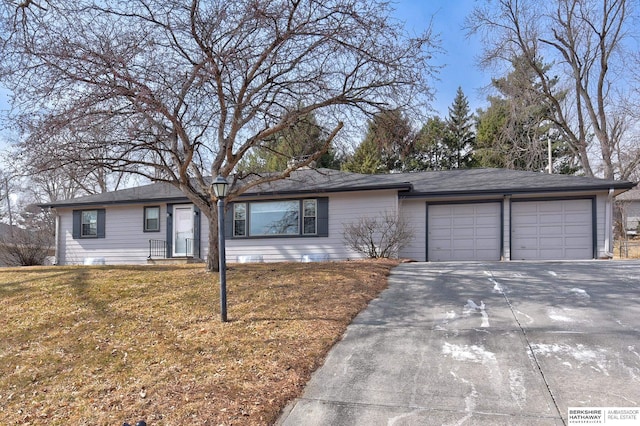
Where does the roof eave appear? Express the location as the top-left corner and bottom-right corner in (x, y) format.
(238, 183), (413, 198)
(399, 182), (636, 199)
(38, 196), (192, 209)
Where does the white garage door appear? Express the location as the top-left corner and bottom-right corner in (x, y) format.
(428, 203), (501, 261)
(511, 199), (593, 260)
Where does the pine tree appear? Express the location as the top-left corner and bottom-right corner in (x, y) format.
(343, 109), (414, 174)
(238, 111), (340, 173)
(473, 56), (578, 173)
(444, 87), (475, 169)
(409, 116), (448, 171)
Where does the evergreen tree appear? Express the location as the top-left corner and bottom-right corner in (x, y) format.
(343, 109), (414, 174)
(473, 56), (578, 173)
(408, 116), (448, 171)
(342, 137), (384, 174)
(444, 87), (475, 168)
(238, 111), (340, 173)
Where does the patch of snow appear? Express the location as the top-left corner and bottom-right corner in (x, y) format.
(515, 310), (534, 324)
(509, 368), (527, 408)
(387, 409), (428, 426)
(562, 361), (573, 369)
(446, 372), (478, 426)
(464, 299), (490, 327)
(442, 342), (497, 364)
(570, 288), (590, 298)
(434, 310), (458, 331)
(530, 343), (610, 375)
(547, 308), (574, 322)
(548, 313), (573, 322)
(489, 278), (503, 293)
(465, 299), (481, 310)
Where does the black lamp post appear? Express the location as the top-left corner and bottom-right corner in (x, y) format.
(212, 175), (229, 322)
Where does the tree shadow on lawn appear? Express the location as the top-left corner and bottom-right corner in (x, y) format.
(0, 268), (81, 298)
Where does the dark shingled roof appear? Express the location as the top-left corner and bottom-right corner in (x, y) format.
(40, 168), (635, 208)
(616, 187), (640, 201)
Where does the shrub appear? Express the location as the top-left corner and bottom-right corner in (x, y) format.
(343, 211), (413, 258)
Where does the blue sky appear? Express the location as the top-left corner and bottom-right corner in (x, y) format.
(392, 0), (490, 116)
(0, 0), (487, 142)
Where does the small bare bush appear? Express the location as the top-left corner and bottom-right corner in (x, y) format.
(0, 227), (53, 266)
(343, 211), (413, 258)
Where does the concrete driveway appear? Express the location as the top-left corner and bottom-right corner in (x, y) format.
(277, 261), (640, 425)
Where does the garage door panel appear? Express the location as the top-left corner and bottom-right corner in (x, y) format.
(511, 199), (592, 260)
(539, 226), (562, 235)
(476, 216), (499, 226)
(539, 204), (563, 212)
(453, 217), (474, 226)
(476, 228), (498, 237)
(565, 225), (590, 235)
(539, 214), (562, 224)
(428, 203), (501, 261)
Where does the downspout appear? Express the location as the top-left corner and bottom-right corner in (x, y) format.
(53, 209), (61, 265)
(604, 187), (615, 258)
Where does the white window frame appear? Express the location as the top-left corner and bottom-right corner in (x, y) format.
(144, 206), (161, 232)
(81, 210), (98, 238)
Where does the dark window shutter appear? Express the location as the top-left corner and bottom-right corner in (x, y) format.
(166, 204), (173, 258)
(224, 202), (233, 238)
(317, 197), (329, 237)
(193, 206), (201, 258)
(72, 210), (81, 239)
(96, 209), (106, 238)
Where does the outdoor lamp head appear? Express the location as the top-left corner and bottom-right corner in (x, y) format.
(212, 175), (229, 199)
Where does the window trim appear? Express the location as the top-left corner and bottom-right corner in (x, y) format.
(81, 210), (98, 238)
(143, 206), (161, 232)
(231, 198), (325, 239)
(302, 199), (317, 235)
(233, 203), (247, 237)
(72, 209), (106, 239)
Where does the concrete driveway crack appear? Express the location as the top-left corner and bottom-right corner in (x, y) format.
(485, 268), (567, 426)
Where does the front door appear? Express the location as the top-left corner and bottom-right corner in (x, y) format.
(173, 205), (194, 257)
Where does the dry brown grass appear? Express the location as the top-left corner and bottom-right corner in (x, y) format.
(0, 260), (397, 425)
(613, 240), (640, 259)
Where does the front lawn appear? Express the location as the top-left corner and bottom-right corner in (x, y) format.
(0, 260), (396, 425)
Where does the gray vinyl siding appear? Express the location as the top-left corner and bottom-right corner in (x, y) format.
(398, 199), (426, 261)
(222, 190), (399, 263)
(53, 189), (614, 265)
(58, 204), (167, 265)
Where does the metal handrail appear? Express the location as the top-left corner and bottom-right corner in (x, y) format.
(148, 239), (167, 259)
(185, 238), (200, 258)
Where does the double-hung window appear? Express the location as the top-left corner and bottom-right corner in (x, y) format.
(72, 209), (106, 239)
(232, 198), (326, 238)
(303, 200), (317, 235)
(144, 206), (160, 232)
(81, 210), (98, 237)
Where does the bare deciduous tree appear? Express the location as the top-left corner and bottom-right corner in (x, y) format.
(343, 211), (413, 259)
(0, 0), (437, 270)
(467, 0), (639, 179)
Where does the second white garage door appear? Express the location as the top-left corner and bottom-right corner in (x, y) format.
(428, 202), (501, 261)
(511, 199), (593, 260)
